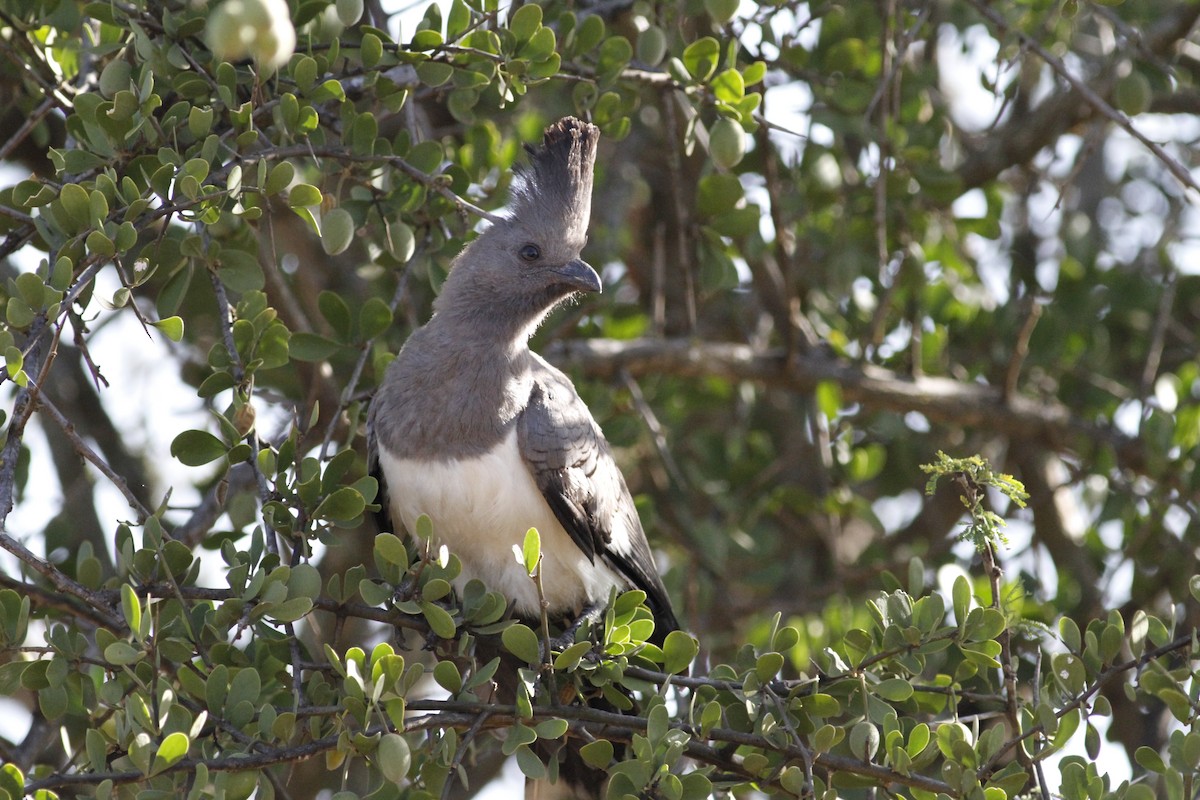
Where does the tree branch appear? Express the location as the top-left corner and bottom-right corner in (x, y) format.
(958, 1), (1200, 191)
(546, 338), (1147, 473)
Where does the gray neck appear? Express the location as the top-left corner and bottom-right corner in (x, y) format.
(373, 312), (533, 460)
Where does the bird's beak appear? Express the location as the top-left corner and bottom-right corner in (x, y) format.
(554, 258), (602, 294)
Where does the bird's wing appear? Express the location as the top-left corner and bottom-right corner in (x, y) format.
(516, 361), (678, 633)
(366, 415), (396, 536)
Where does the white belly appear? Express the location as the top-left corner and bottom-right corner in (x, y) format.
(375, 428), (623, 616)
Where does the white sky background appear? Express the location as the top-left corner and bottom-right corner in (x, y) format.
(12, 0), (1200, 792)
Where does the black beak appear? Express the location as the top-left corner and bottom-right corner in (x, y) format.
(553, 259), (602, 294)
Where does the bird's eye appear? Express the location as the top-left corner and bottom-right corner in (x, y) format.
(519, 244), (540, 262)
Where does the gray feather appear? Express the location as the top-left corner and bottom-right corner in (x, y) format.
(367, 116), (679, 639)
(517, 357), (679, 634)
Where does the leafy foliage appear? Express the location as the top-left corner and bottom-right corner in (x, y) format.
(0, 0), (1199, 798)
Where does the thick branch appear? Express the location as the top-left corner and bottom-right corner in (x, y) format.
(546, 338), (1145, 472)
(958, 2), (1200, 190)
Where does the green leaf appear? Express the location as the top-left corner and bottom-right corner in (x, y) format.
(416, 61), (454, 87)
(661, 630), (697, 674)
(288, 183), (323, 208)
(406, 140), (444, 174)
(268, 597), (314, 623)
(386, 219), (416, 261)
(336, 0), (363, 26)
(6, 297), (34, 329)
(704, 0), (738, 24)
(321, 207), (356, 255)
(447, 0), (471, 37)
(964, 607), (1006, 642)
(289, 332), (341, 361)
(708, 116), (746, 170)
(433, 660), (462, 693)
(319, 290), (354, 341)
(170, 430), (228, 466)
(85, 728), (108, 772)
(86, 230), (115, 257)
(574, 14), (605, 53)
(375, 533), (409, 566)
(682, 37), (720, 82)
(151, 316), (184, 342)
(422, 577), (451, 602)
(800, 693), (840, 717)
(953, 575), (971, 624)
(59, 184), (91, 230)
(411, 29), (444, 50)
(4, 347), (23, 380)
(521, 527), (540, 576)
(120, 585), (142, 640)
(755, 652), (784, 682)
(359, 297), (393, 340)
(636, 26), (667, 66)
(554, 640), (593, 669)
(227, 667), (261, 709)
(501, 623), (540, 663)
(509, 3), (541, 42)
(421, 602), (457, 639)
(514, 744), (546, 780)
(0, 763), (24, 799)
(377, 733), (411, 783)
(520, 27), (556, 61)
(315, 487), (366, 523)
(849, 721), (879, 760)
(1053, 707), (1082, 750)
(875, 677), (914, 702)
(361, 32), (383, 67)
(595, 35), (632, 84)
(1135, 745), (1167, 773)
(293, 55), (318, 92)
(579, 739), (613, 769)
(711, 69), (744, 103)
(535, 718), (568, 739)
(151, 732), (189, 775)
(104, 641), (144, 665)
(359, 579), (392, 606)
(264, 161), (295, 195)
(696, 172), (742, 217)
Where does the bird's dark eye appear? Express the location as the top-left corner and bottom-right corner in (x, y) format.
(519, 244), (540, 262)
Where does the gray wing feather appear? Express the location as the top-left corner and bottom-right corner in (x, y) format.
(517, 364), (678, 634)
(366, 410), (395, 536)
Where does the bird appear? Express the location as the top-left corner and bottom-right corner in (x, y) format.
(367, 116), (679, 650)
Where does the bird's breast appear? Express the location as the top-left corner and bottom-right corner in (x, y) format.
(375, 428), (623, 617)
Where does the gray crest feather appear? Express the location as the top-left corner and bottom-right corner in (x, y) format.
(509, 117), (599, 241)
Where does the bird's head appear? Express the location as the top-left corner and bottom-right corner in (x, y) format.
(435, 117), (602, 339)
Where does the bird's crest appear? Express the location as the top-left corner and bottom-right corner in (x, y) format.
(509, 117), (599, 241)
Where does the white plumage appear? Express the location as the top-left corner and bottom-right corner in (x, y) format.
(376, 428), (628, 616)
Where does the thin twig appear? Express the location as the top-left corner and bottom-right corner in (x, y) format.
(1139, 267), (1177, 401)
(442, 710), (494, 800)
(618, 370), (688, 491)
(0, 531), (122, 630)
(966, 0), (1200, 195)
(1003, 295), (1043, 400)
(35, 394), (153, 522)
(206, 265), (280, 556)
(319, 242), (421, 460)
(982, 540), (1025, 772)
(663, 89), (697, 334)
